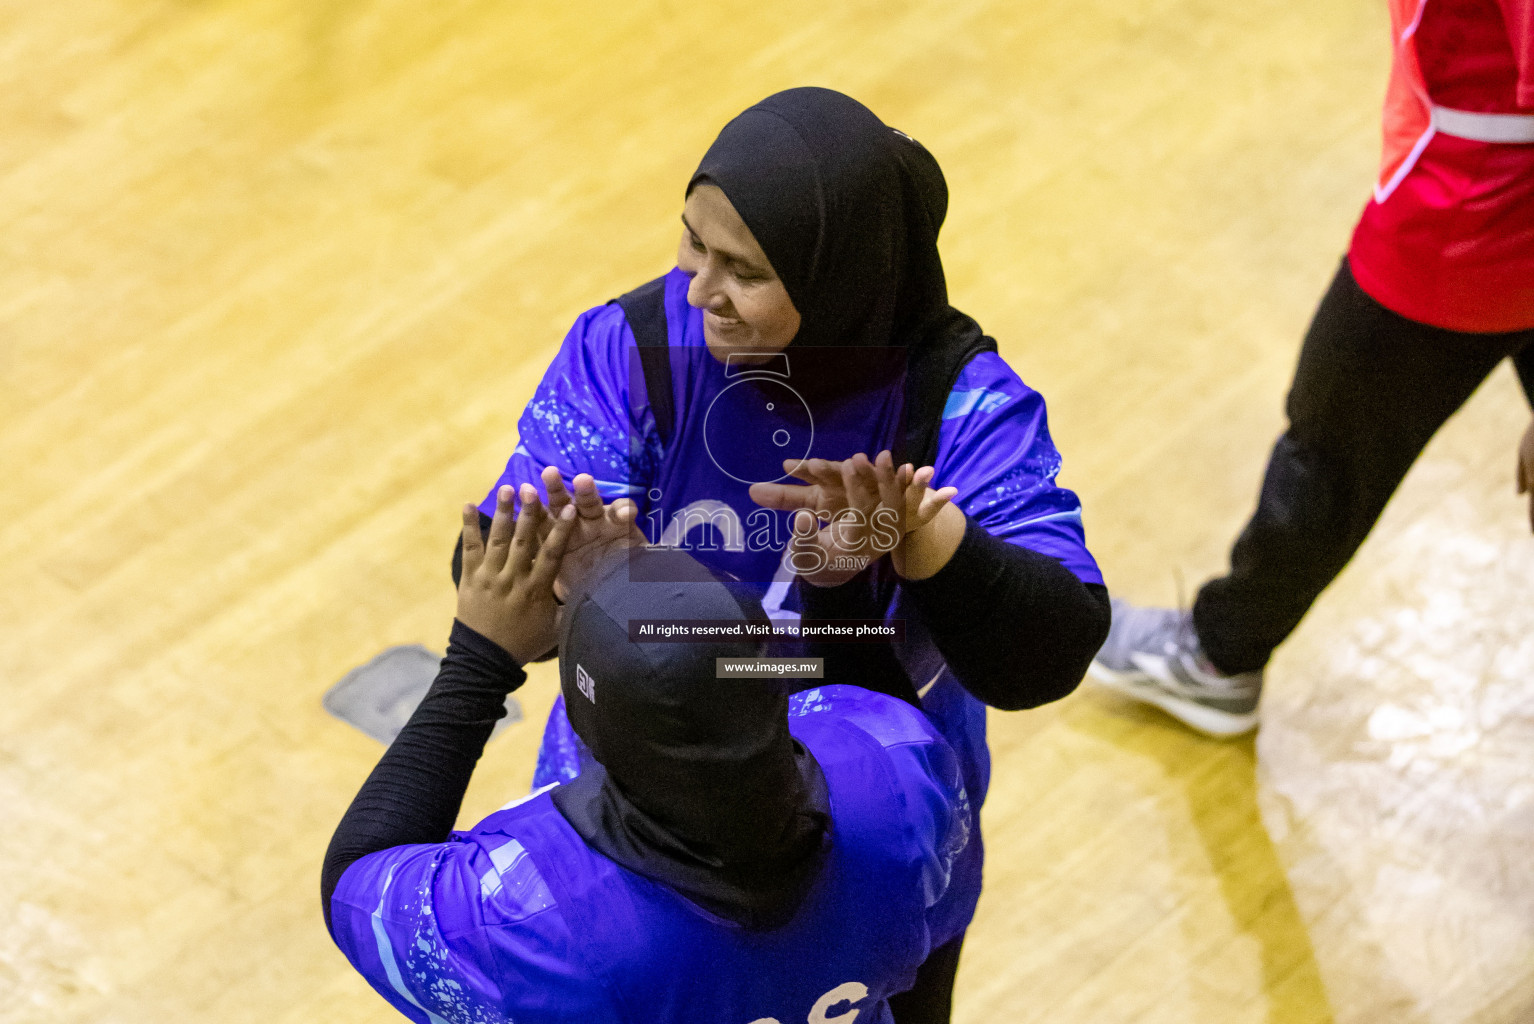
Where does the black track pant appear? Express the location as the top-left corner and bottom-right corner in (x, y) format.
(888, 934), (964, 1024)
(1194, 258), (1534, 675)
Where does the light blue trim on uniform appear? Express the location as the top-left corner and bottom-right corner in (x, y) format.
(942, 388), (1013, 420)
(1016, 507), (1082, 527)
(592, 478), (647, 497)
(478, 837), (557, 917)
(509, 437), (639, 498)
(480, 839), (527, 898)
(369, 862), (451, 1024)
(489, 839), (528, 874)
(501, 780), (560, 811)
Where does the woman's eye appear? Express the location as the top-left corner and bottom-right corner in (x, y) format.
(688, 234), (706, 252)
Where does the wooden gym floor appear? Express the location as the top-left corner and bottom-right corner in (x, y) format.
(1, 1), (1531, 1021)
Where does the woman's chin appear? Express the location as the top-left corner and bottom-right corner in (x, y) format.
(704, 329), (774, 365)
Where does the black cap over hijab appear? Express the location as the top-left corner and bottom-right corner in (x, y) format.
(689, 87), (997, 466)
(550, 546), (830, 930)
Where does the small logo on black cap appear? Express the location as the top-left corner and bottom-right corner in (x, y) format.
(576, 664), (596, 704)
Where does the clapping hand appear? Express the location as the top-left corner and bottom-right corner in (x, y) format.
(536, 467), (647, 604)
(748, 450), (958, 587)
(455, 484), (576, 663)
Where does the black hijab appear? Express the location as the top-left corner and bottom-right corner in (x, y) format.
(552, 91), (996, 926)
(550, 546), (831, 930)
(690, 87), (996, 467)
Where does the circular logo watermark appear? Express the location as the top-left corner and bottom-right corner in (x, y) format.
(702, 355), (815, 485)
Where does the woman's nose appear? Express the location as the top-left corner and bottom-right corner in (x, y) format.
(686, 263), (726, 311)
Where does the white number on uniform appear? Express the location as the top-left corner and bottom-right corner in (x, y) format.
(744, 979), (869, 1024)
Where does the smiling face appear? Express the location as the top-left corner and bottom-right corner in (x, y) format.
(677, 183), (802, 365)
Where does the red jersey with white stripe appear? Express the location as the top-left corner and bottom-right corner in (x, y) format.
(1349, 0), (1534, 333)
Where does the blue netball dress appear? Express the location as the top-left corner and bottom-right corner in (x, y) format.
(329, 685), (971, 1024)
(480, 268), (1102, 945)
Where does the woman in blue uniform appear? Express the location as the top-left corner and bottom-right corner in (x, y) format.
(466, 87), (1110, 1020)
(325, 490), (974, 1024)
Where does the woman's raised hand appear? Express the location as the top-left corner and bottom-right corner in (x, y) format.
(749, 450), (957, 587)
(539, 467), (644, 548)
(456, 484), (576, 663)
(538, 466), (648, 603)
(878, 453), (960, 539)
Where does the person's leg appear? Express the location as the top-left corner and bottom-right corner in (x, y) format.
(887, 933), (964, 1024)
(1514, 341), (1534, 408)
(1194, 260), (1517, 673)
(1092, 260), (1531, 735)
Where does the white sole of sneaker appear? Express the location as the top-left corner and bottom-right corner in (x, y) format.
(1087, 660), (1259, 738)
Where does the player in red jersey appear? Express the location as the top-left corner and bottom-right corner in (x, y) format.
(1093, 0), (1534, 737)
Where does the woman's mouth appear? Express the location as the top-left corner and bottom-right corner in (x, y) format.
(705, 310), (745, 331)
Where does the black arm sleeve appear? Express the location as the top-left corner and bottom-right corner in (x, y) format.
(320, 620), (526, 934)
(796, 567), (921, 707)
(903, 515), (1110, 711)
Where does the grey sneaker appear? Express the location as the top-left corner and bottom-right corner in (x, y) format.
(1088, 599), (1262, 737)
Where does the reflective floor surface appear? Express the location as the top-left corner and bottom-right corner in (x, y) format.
(1, 1), (1529, 1021)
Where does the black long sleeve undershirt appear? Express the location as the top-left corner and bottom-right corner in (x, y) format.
(795, 566), (924, 707)
(320, 621), (525, 934)
(800, 515), (1109, 712)
(905, 515), (1109, 710)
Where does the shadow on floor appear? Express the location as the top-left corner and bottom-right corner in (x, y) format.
(1067, 691), (1336, 1024)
